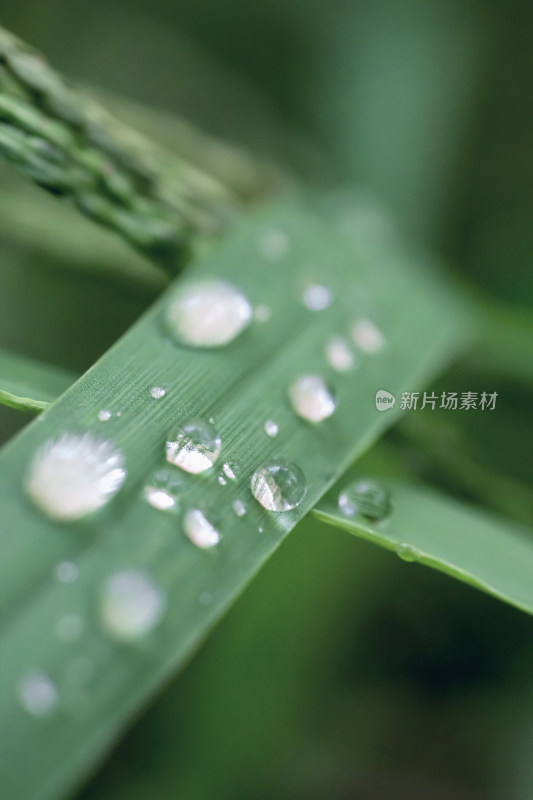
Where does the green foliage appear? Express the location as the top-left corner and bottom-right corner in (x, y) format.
(315, 476), (533, 615)
(0, 198), (471, 800)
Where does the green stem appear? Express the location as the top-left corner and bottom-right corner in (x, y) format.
(0, 26), (267, 273)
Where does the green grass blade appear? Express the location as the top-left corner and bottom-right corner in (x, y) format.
(314, 477), (533, 616)
(0, 197), (471, 800)
(0, 348), (76, 413)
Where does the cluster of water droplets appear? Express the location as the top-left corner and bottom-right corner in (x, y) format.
(18, 254), (395, 717)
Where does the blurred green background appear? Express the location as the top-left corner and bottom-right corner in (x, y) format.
(1, 1), (532, 798)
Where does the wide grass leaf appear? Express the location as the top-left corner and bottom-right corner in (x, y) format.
(314, 476), (533, 615)
(0, 197), (471, 800)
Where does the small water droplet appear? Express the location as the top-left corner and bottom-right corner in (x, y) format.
(302, 284), (333, 311)
(223, 462), (237, 481)
(25, 434), (126, 521)
(183, 509), (220, 548)
(233, 499), (247, 517)
(56, 613), (84, 642)
(258, 229), (290, 261)
(289, 375), (337, 422)
(326, 336), (355, 372)
(97, 410), (112, 422)
(100, 570), (166, 642)
(17, 670), (58, 717)
(218, 475), (227, 486)
(166, 280), (252, 348)
(254, 304), (271, 322)
(251, 459), (306, 512)
(55, 561), (78, 583)
(396, 542), (417, 562)
(199, 591), (213, 606)
(258, 526), (264, 533)
(143, 485), (178, 511)
(166, 418), (221, 474)
(351, 319), (385, 353)
(338, 478), (392, 521)
(264, 419), (279, 437)
(150, 386), (166, 399)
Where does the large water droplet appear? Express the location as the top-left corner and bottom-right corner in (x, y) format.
(166, 280), (252, 348)
(338, 478), (392, 521)
(289, 375), (337, 422)
(183, 509), (220, 548)
(100, 570), (166, 642)
(264, 419), (279, 437)
(251, 459), (306, 512)
(17, 670), (58, 717)
(97, 410), (112, 422)
(302, 284), (333, 311)
(326, 336), (355, 372)
(351, 319), (385, 353)
(166, 418), (221, 474)
(25, 434), (126, 521)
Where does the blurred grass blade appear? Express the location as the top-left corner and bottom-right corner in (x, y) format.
(0, 197), (472, 800)
(0, 348), (75, 413)
(314, 477), (533, 615)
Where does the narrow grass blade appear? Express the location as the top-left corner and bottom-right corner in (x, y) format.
(0, 349), (75, 413)
(314, 477), (533, 615)
(0, 197), (472, 800)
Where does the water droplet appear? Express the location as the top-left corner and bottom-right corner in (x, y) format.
(338, 478), (392, 521)
(25, 434), (127, 521)
(17, 670), (58, 717)
(326, 336), (355, 372)
(251, 459), (306, 512)
(150, 386), (166, 399)
(233, 499), (247, 517)
(264, 419), (279, 437)
(254, 304), (271, 322)
(289, 375), (337, 422)
(396, 542), (417, 562)
(56, 613), (84, 642)
(223, 462), (237, 481)
(258, 229), (290, 261)
(218, 475), (227, 486)
(97, 410), (112, 422)
(143, 485), (178, 511)
(55, 561), (78, 583)
(183, 509), (220, 548)
(351, 319), (385, 353)
(166, 418), (221, 474)
(166, 280), (252, 348)
(100, 570), (166, 642)
(302, 284), (333, 311)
